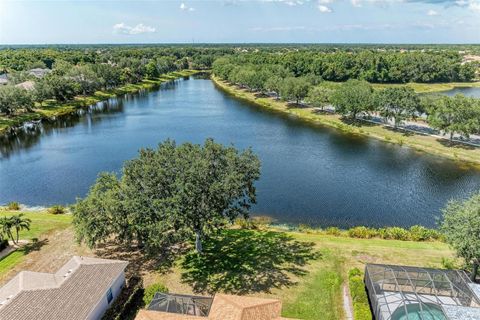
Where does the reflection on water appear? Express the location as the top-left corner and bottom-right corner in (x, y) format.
(0, 77), (479, 228)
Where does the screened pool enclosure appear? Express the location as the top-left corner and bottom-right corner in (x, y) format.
(365, 264), (480, 320)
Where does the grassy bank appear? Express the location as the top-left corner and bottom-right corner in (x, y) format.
(320, 80), (480, 94)
(212, 76), (480, 166)
(0, 70), (201, 135)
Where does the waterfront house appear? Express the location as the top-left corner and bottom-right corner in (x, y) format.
(365, 264), (480, 320)
(15, 80), (35, 91)
(136, 293), (297, 320)
(0, 256), (128, 320)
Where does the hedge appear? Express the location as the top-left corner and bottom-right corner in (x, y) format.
(348, 268), (372, 320)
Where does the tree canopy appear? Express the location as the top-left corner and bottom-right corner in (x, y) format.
(441, 191), (480, 281)
(331, 80), (374, 120)
(73, 139), (261, 254)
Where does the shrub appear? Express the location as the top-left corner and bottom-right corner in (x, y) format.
(326, 227), (342, 236)
(348, 268), (373, 320)
(348, 226), (377, 239)
(143, 283), (168, 306)
(48, 205), (66, 215)
(382, 227), (410, 241)
(7, 202), (20, 211)
(441, 257), (459, 270)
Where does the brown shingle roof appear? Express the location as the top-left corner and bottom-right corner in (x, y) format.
(0, 256), (128, 320)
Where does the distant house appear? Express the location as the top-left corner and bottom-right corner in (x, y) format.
(0, 256), (128, 320)
(136, 293), (298, 320)
(28, 68), (51, 78)
(0, 74), (8, 85)
(15, 80), (35, 91)
(365, 264), (480, 320)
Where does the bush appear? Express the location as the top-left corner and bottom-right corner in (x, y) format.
(348, 226), (377, 239)
(7, 202), (20, 211)
(348, 268), (372, 320)
(326, 227), (342, 236)
(381, 227), (410, 241)
(102, 276), (144, 320)
(47, 205), (66, 215)
(143, 283), (168, 306)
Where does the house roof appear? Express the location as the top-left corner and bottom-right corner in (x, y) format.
(15, 80), (35, 91)
(0, 256), (128, 320)
(136, 294), (298, 320)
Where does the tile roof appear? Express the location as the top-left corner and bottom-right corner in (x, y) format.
(0, 256), (128, 320)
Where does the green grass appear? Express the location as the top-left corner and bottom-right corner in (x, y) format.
(0, 70), (202, 134)
(0, 211), (72, 240)
(0, 211), (73, 276)
(212, 76), (480, 166)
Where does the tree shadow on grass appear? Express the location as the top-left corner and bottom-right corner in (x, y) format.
(181, 229), (320, 295)
(436, 138), (476, 150)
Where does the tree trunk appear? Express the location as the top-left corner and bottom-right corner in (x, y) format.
(195, 230), (203, 254)
(16, 228), (19, 244)
(472, 261), (479, 282)
(449, 132), (453, 141)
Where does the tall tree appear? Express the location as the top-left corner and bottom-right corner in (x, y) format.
(279, 77), (311, 105)
(73, 139), (261, 254)
(441, 191), (480, 282)
(9, 214), (31, 244)
(331, 80), (374, 120)
(305, 86), (333, 111)
(375, 87), (420, 128)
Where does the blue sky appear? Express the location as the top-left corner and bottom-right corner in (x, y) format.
(0, 0), (479, 44)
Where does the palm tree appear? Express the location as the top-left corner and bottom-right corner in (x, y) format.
(0, 217), (14, 244)
(9, 214), (31, 244)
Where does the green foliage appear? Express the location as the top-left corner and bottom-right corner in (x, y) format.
(6, 202), (20, 211)
(331, 80), (374, 120)
(348, 268), (372, 320)
(305, 86), (333, 110)
(347, 226), (378, 239)
(143, 283), (168, 306)
(374, 87), (420, 127)
(0, 213), (31, 244)
(0, 86), (34, 115)
(441, 191), (480, 281)
(325, 227), (342, 236)
(279, 77), (312, 104)
(47, 205), (66, 215)
(73, 139), (261, 255)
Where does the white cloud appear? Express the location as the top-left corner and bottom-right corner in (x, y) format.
(180, 3), (195, 11)
(318, 0), (334, 3)
(317, 4), (333, 11)
(113, 23), (155, 35)
(260, 0), (307, 5)
(427, 9), (439, 15)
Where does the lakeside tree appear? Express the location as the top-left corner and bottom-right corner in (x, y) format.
(73, 139), (261, 254)
(331, 80), (374, 120)
(375, 87), (420, 128)
(279, 77), (311, 105)
(427, 95), (480, 140)
(0, 86), (34, 115)
(441, 191), (480, 282)
(0, 214), (31, 245)
(305, 86), (333, 111)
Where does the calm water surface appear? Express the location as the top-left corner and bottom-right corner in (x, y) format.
(442, 86), (480, 97)
(1, 76), (479, 228)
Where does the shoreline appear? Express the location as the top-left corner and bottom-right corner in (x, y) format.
(211, 75), (480, 167)
(0, 70), (201, 136)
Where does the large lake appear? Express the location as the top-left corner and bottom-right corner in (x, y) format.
(1, 76), (479, 228)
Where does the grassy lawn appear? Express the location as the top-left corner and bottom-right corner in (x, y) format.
(148, 228), (454, 320)
(212, 76), (480, 166)
(0, 210), (72, 240)
(0, 70), (201, 134)
(0, 211), (73, 276)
